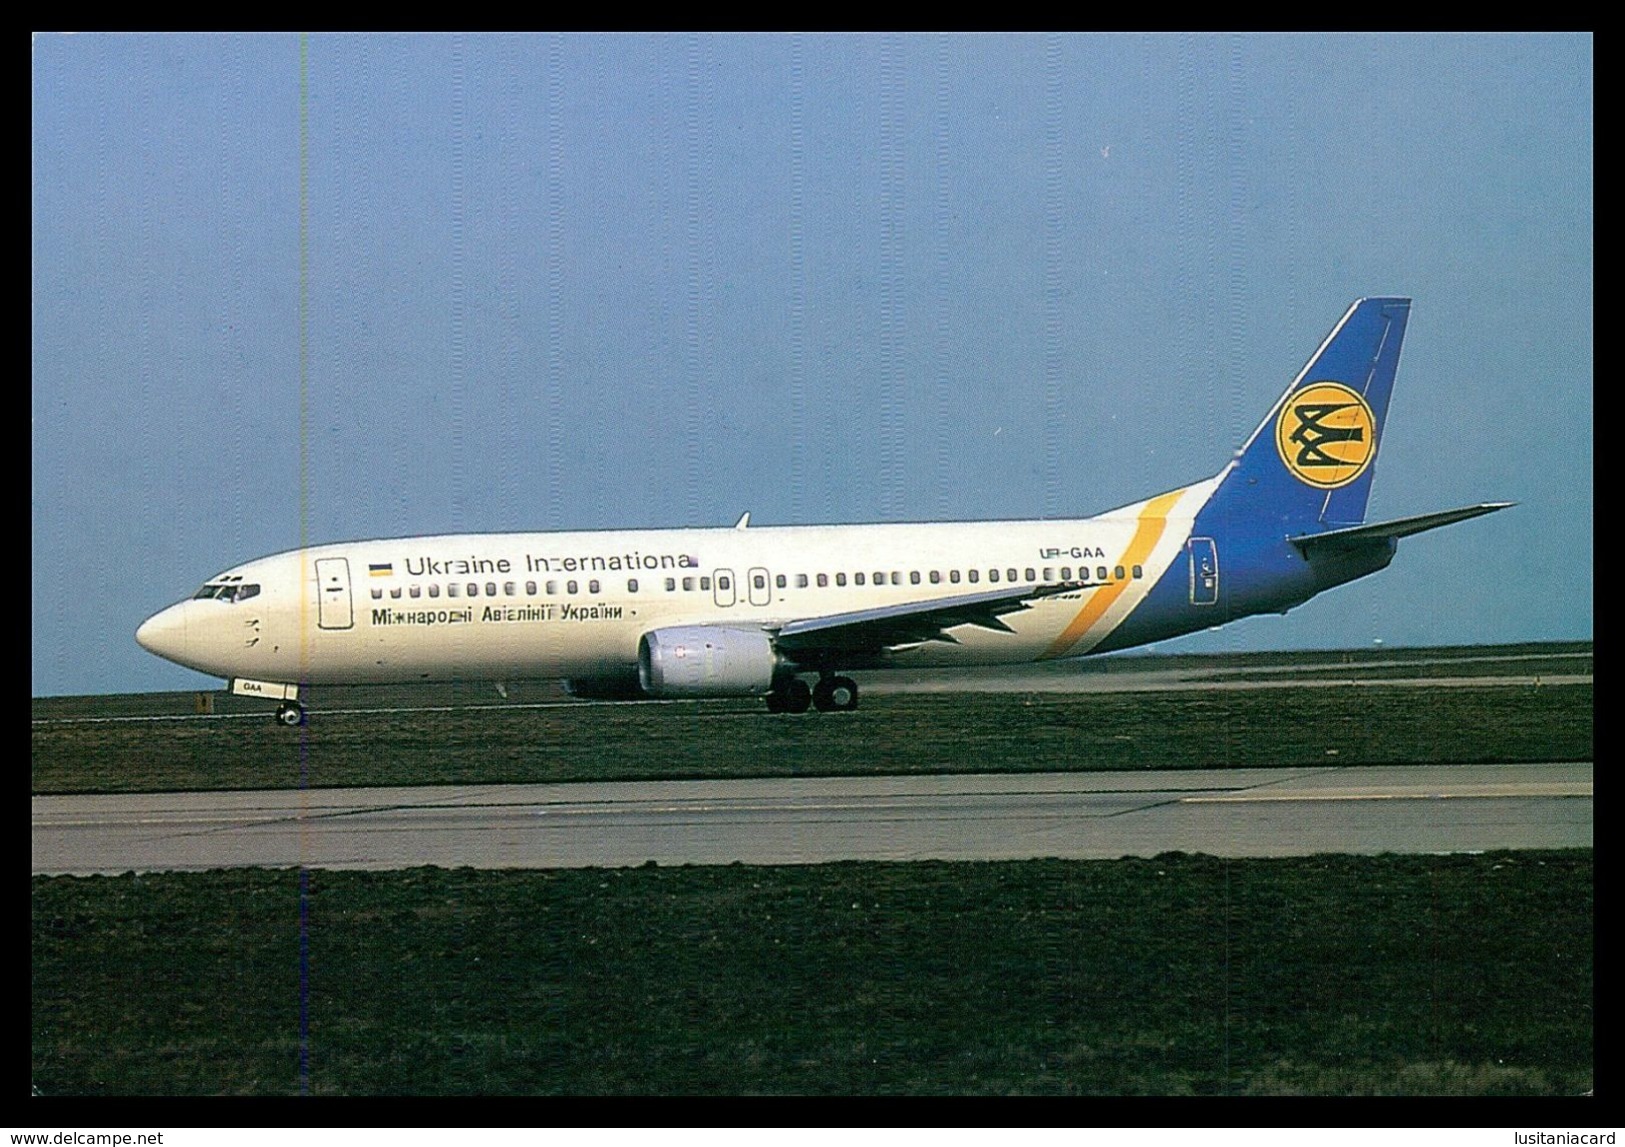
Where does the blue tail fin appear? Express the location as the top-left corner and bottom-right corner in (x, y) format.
(1210, 297), (1411, 535)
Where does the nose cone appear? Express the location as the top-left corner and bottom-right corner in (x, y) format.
(136, 603), (189, 664)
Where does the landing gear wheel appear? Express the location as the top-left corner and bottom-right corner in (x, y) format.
(783, 678), (813, 714)
(765, 678), (814, 715)
(812, 675), (859, 712)
(275, 703), (306, 727)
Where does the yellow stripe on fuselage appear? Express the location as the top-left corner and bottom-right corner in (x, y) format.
(1040, 488), (1186, 659)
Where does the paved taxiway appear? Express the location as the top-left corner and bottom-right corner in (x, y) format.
(32, 763), (1591, 875)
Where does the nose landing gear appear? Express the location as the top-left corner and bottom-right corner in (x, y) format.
(275, 702), (307, 727)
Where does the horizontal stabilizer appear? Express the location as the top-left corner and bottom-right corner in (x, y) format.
(1288, 503), (1514, 555)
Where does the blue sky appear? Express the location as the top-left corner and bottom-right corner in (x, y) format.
(33, 33), (1593, 697)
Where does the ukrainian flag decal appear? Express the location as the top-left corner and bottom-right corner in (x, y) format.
(369, 563), (393, 578)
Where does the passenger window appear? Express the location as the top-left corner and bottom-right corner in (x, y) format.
(370, 587), (383, 600)
(1114, 566), (1125, 580)
(929, 571), (941, 584)
(778, 574), (789, 589)
(665, 577), (677, 592)
(485, 582), (497, 597)
(1132, 565), (1143, 578)
(718, 576), (730, 591)
(684, 577), (696, 591)
(1060, 567), (1072, 580)
(589, 579), (600, 594)
(816, 573), (827, 588)
(428, 584), (441, 598)
(409, 585), (422, 599)
(467, 583), (479, 597)
(836, 573), (847, 587)
(753, 574), (766, 590)
(504, 581), (515, 596)
(628, 579), (639, 593)
(949, 570), (960, 584)
(1097, 566), (1108, 581)
(448, 584), (460, 597)
(1009, 569), (1020, 582)
(855, 573), (866, 586)
(1043, 567), (1054, 581)
(795, 574), (807, 588)
(890, 572), (901, 586)
(910, 571), (922, 585)
(968, 569), (979, 583)
(700, 577), (711, 591)
(526, 581), (537, 595)
(390, 587), (402, 599)
(546, 580), (559, 595)
(1024, 568), (1035, 582)
(989, 569), (1000, 583)
(568, 580), (579, 594)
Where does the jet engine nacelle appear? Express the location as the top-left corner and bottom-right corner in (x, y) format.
(638, 626), (780, 698)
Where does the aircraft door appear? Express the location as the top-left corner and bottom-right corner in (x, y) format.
(747, 567), (771, 607)
(315, 557), (355, 629)
(1188, 538), (1218, 606)
(713, 569), (737, 608)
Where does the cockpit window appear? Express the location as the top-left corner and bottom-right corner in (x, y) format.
(193, 582), (259, 602)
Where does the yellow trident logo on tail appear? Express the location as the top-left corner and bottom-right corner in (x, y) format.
(1275, 381), (1377, 489)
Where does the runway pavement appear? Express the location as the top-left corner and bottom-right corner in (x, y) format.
(32, 762), (1592, 875)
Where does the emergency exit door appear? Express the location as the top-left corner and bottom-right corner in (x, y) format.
(712, 568), (736, 608)
(747, 567), (771, 606)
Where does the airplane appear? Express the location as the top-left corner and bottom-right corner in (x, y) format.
(137, 297), (1510, 725)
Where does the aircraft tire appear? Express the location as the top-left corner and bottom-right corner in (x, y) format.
(764, 691), (788, 714)
(813, 676), (860, 712)
(783, 678), (813, 714)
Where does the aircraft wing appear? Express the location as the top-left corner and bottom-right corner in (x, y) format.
(1288, 502), (1514, 556)
(772, 582), (1085, 661)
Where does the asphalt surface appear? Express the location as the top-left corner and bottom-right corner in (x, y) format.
(32, 763), (1592, 875)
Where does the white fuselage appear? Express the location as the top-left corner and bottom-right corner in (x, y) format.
(136, 480), (1217, 687)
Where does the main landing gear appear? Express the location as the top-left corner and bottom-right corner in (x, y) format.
(275, 702), (307, 727)
(813, 675), (859, 712)
(764, 678), (812, 714)
(765, 674), (859, 714)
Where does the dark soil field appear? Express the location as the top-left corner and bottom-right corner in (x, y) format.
(31, 852), (1591, 1096)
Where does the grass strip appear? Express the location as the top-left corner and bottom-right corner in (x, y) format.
(32, 683), (1593, 795)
